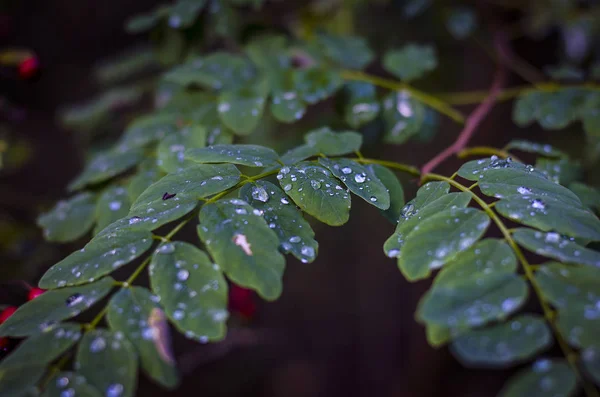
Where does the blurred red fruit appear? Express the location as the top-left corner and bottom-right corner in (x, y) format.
(18, 56), (39, 80)
(0, 306), (17, 324)
(27, 287), (45, 301)
(228, 284), (256, 319)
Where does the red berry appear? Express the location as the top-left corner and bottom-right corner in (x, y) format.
(18, 56), (39, 80)
(27, 287), (45, 301)
(228, 285), (257, 320)
(0, 306), (17, 324)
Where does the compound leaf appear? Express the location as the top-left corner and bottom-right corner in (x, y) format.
(186, 144), (279, 168)
(38, 192), (97, 243)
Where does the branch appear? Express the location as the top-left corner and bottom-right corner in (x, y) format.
(420, 64), (507, 176)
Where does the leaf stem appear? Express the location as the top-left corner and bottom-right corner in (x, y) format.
(340, 70), (466, 124)
(458, 146), (520, 162)
(424, 173), (598, 397)
(355, 158), (421, 176)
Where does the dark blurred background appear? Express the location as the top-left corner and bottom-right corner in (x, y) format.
(0, 1), (595, 396)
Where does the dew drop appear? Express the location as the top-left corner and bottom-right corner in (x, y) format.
(157, 243), (176, 254)
(354, 173), (366, 183)
(251, 186), (269, 203)
(341, 167), (352, 175)
(89, 336), (106, 352)
(128, 216), (142, 225)
(310, 180), (321, 189)
(65, 293), (84, 307)
(531, 199), (546, 210)
(106, 383), (124, 397)
(177, 269), (189, 281)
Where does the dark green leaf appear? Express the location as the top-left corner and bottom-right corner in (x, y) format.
(450, 314), (552, 367)
(0, 278), (114, 337)
(270, 70), (306, 123)
(319, 158), (390, 210)
(582, 92), (600, 138)
(167, 0), (207, 29)
(128, 164), (241, 230)
(0, 365), (45, 397)
(39, 228), (152, 289)
(127, 167), (165, 203)
(294, 67), (343, 104)
(364, 164), (404, 223)
(384, 192), (471, 258)
(499, 359), (577, 397)
(94, 187), (131, 235)
(513, 91), (543, 127)
(68, 147), (145, 191)
(304, 127), (362, 156)
(107, 287), (179, 388)
(245, 34), (290, 73)
(382, 90), (426, 144)
(495, 194), (600, 240)
(514, 229), (600, 268)
(156, 125), (207, 173)
(343, 82), (380, 128)
(240, 181), (318, 263)
(118, 114), (179, 150)
(198, 199), (285, 300)
(217, 79), (268, 135)
(77, 330), (137, 397)
(0, 323), (81, 369)
(149, 242), (228, 341)
(277, 163), (351, 226)
(457, 157), (544, 181)
(279, 144), (320, 166)
(382, 44), (437, 82)
(535, 157), (582, 185)
(316, 33), (374, 70)
(164, 53), (256, 90)
(557, 306), (599, 349)
(582, 347), (600, 386)
(41, 372), (103, 397)
(37, 192), (97, 243)
(505, 139), (565, 158)
(186, 144), (279, 168)
(535, 262), (600, 309)
(569, 182), (600, 211)
(478, 168), (582, 206)
(398, 208), (490, 280)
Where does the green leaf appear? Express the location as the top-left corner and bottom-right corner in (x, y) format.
(118, 114), (179, 150)
(304, 127), (362, 156)
(128, 164), (241, 230)
(499, 359), (577, 397)
(536, 91), (580, 130)
(535, 157), (582, 185)
(164, 53), (256, 90)
(582, 92), (600, 137)
(425, 324), (451, 348)
(198, 199), (285, 300)
(557, 306), (599, 349)
(186, 144), (279, 168)
(319, 158), (390, 210)
(279, 144), (320, 166)
(505, 139), (565, 158)
(582, 347), (600, 386)
(433, 239), (517, 285)
(240, 181), (318, 263)
(0, 278), (114, 337)
(384, 192), (471, 258)
(294, 67), (343, 105)
(245, 34), (290, 73)
(512, 91), (543, 127)
(156, 125), (207, 173)
(364, 164), (404, 223)
(445, 6), (477, 40)
(457, 157), (544, 181)
(495, 194), (600, 240)
(94, 187), (131, 235)
(0, 365), (45, 397)
(343, 82), (380, 128)
(217, 79), (268, 135)
(107, 287), (179, 388)
(398, 208), (490, 280)
(127, 166), (165, 203)
(37, 192), (97, 243)
(77, 330), (138, 397)
(417, 272), (527, 329)
(382, 44), (437, 82)
(535, 262), (600, 309)
(167, 0), (207, 29)
(382, 90), (426, 144)
(478, 168), (582, 205)
(125, 6), (170, 33)
(68, 147), (145, 191)
(149, 242), (228, 341)
(277, 163), (351, 226)
(270, 70), (306, 123)
(450, 314), (552, 367)
(569, 182), (600, 211)
(513, 229), (600, 268)
(0, 323), (81, 369)
(39, 228), (152, 289)
(41, 372), (103, 397)
(316, 33), (374, 70)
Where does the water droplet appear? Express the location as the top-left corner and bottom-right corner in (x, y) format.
(60, 388), (75, 397)
(354, 173), (366, 183)
(289, 236), (301, 243)
(109, 201), (122, 211)
(283, 184), (292, 191)
(251, 186), (269, 202)
(56, 376), (70, 388)
(300, 246), (315, 258)
(545, 233), (561, 243)
(280, 198), (289, 205)
(177, 269), (189, 281)
(65, 293), (84, 307)
(310, 180), (321, 189)
(369, 196), (377, 202)
(173, 310), (185, 320)
(106, 383), (124, 397)
(531, 199), (546, 210)
(517, 186), (532, 195)
(341, 167), (352, 175)
(89, 336), (106, 352)
(157, 244), (176, 254)
(128, 216), (142, 225)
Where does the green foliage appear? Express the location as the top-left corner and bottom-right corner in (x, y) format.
(6, 1), (600, 396)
